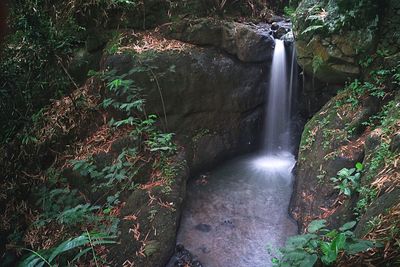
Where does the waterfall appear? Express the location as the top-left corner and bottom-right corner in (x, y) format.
(264, 39), (291, 153)
(175, 39), (300, 267)
(288, 45), (297, 120)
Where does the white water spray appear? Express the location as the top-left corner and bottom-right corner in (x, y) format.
(264, 39), (291, 153)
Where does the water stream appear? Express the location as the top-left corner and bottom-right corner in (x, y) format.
(174, 39), (299, 266)
(265, 39), (291, 152)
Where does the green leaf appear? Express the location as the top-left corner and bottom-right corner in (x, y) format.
(339, 221), (357, 232)
(345, 240), (380, 254)
(321, 251), (337, 265)
(333, 233), (347, 252)
(320, 241), (331, 256)
(301, 24), (324, 35)
(18, 252), (47, 267)
(48, 235), (90, 262)
(308, 220), (326, 233)
(326, 229), (338, 239)
(338, 168), (352, 177)
(282, 249), (307, 261)
(285, 234), (317, 248)
(355, 162), (363, 171)
(343, 187), (352, 196)
(102, 98), (114, 108)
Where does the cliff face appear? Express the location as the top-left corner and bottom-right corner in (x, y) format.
(291, 0), (400, 263)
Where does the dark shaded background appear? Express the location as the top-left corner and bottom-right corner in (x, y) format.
(0, 2), (8, 43)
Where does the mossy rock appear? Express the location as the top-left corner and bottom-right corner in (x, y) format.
(294, 0), (382, 83)
(354, 188), (400, 237)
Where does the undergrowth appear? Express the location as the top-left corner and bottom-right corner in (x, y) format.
(3, 59), (178, 265)
(271, 219), (381, 267)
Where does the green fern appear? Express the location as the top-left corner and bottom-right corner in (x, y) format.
(19, 232), (116, 267)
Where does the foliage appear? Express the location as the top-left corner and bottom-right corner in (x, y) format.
(283, 6), (296, 17)
(312, 55), (324, 74)
(99, 67), (176, 155)
(13, 62), (177, 265)
(330, 163), (363, 197)
(335, 65), (395, 113)
(71, 148), (139, 192)
(169, 0), (285, 18)
(69, 69), (177, 193)
(0, 0), (82, 142)
(354, 186), (377, 217)
(298, 0), (380, 37)
(0, 0), (164, 142)
(19, 232), (116, 267)
(34, 187), (99, 227)
(271, 219), (381, 267)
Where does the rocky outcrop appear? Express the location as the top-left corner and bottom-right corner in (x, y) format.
(109, 150), (189, 267)
(167, 18), (276, 62)
(291, 90), (380, 230)
(292, 2), (400, 263)
(104, 45), (269, 172)
(294, 0), (382, 83)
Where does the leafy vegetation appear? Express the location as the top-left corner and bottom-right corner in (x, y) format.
(298, 0), (380, 37)
(19, 232), (116, 267)
(330, 163), (363, 197)
(5, 57), (178, 265)
(271, 220), (381, 267)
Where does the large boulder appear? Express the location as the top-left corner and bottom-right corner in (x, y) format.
(291, 90), (378, 231)
(167, 18), (275, 62)
(104, 45), (269, 171)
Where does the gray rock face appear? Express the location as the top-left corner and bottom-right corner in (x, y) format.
(168, 18), (275, 62)
(104, 46), (267, 171)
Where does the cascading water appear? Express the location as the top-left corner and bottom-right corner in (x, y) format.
(172, 38), (299, 267)
(254, 39), (297, 171)
(265, 39), (290, 152)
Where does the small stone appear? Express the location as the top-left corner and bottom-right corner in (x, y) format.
(274, 27), (289, 39)
(271, 22), (279, 31)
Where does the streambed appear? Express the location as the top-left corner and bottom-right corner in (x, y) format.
(175, 152), (298, 267)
